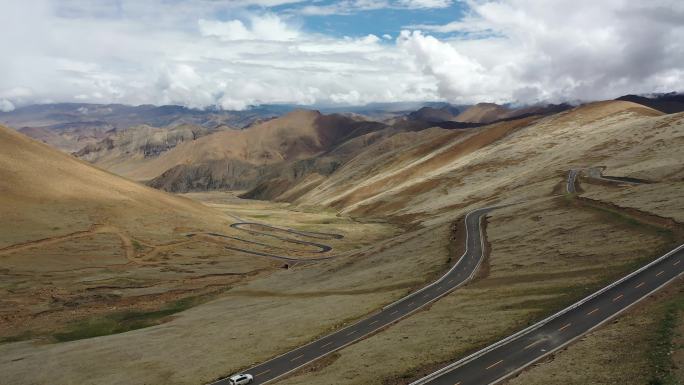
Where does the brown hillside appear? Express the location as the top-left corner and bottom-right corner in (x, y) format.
(294, 101), (673, 222)
(0, 125), (228, 247)
(128, 110), (376, 181)
(455, 103), (510, 123)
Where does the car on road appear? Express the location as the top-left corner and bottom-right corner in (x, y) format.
(228, 373), (253, 385)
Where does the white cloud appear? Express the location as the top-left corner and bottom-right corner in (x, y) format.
(0, 99), (15, 112)
(0, 0), (682, 110)
(199, 14), (300, 41)
(403, 0), (684, 103)
(397, 0), (452, 9)
(397, 31), (511, 103)
(295, 0), (449, 16)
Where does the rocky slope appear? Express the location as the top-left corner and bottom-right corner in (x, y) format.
(143, 110), (387, 190)
(74, 123), (227, 179)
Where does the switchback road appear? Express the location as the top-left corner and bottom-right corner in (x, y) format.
(209, 206), (495, 385)
(187, 221), (344, 263)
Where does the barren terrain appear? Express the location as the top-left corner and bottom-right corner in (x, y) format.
(0, 101), (683, 385)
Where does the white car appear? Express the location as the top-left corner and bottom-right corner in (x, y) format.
(228, 373), (254, 385)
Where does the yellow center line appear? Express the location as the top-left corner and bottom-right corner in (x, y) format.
(613, 294), (624, 302)
(586, 308), (599, 316)
(369, 320), (379, 326)
(674, 260), (681, 266)
(321, 341), (333, 348)
(255, 369), (271, 377)
(486, 360), (504, 370)
(291, 354), (304, 362)
(558, 323), (571, 331)
(635, 282), (645, 288)
(656, 270), (664, 276)
(523, 339), (545, 350)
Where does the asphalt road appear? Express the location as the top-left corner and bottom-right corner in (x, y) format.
(209, 206), (495, 385)
(586, 166), (649, 185)
(187, 222), (344, 263)
(408, 171), (682, 385)
(566, 169), (579, 193)
(411, 244), (684, 385)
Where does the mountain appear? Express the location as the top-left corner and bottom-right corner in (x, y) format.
(242, 101), (677, 224)
(616, 93), (684, 114)
(407, 105), (461, 123)
(141, 109), (386, 191)
(454, 102), (571, 124)
(17, 121), (115, 152)
(0, 124), (230, 249)
(74, 123), (228, 179)
(0, 103), (287, 153)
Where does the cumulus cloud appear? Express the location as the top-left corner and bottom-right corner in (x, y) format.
(198, 14), (300, 41)
(407, 0), (684, 102)
(0, 0), (682, 110)
(0, 99), (15, 112)
(397, 31), (511, 103)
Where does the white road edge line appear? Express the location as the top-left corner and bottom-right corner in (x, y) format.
(408, 243), (684, 385)
(488, 269), (684, 385)
(210, 206), (497, 385)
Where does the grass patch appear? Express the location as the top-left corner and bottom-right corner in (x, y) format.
(587, 204), (674, 239)
(563, 195), (676, 242)
(131, 239), (144, 251)
(52, 296), (203, 342)
(249, 214), (272, 219)
(0, 331), (33, 344)
(648, 292), (684, 385)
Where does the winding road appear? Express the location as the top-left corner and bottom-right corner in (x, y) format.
(208, 169), (680, 385)
(188, 221), (344, 263)
(210, 207), (496, 385)
(409, 170), (682, 385)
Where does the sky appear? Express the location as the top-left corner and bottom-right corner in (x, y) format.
(0, 0), (683, 111)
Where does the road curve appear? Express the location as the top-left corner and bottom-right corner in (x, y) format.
(409, 172), (682, 385)
(586, 166), (649, 185)
(209, 206), (496, 385)
(567, 167), (647, 195)
(187, 222), (344, 263)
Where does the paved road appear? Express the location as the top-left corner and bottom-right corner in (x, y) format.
(209, 207), (495, 385)
(410, 244), (684, 385)
(586, 166), (648, 185)
(566, 169), (579, 193)
(568, 167), (646, 195)
(409, 172), (682, 385)
(187, 222), (344, 263)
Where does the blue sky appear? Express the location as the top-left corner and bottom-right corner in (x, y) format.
(269, 1), (467, 39)
(0, 0), (682, 111)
